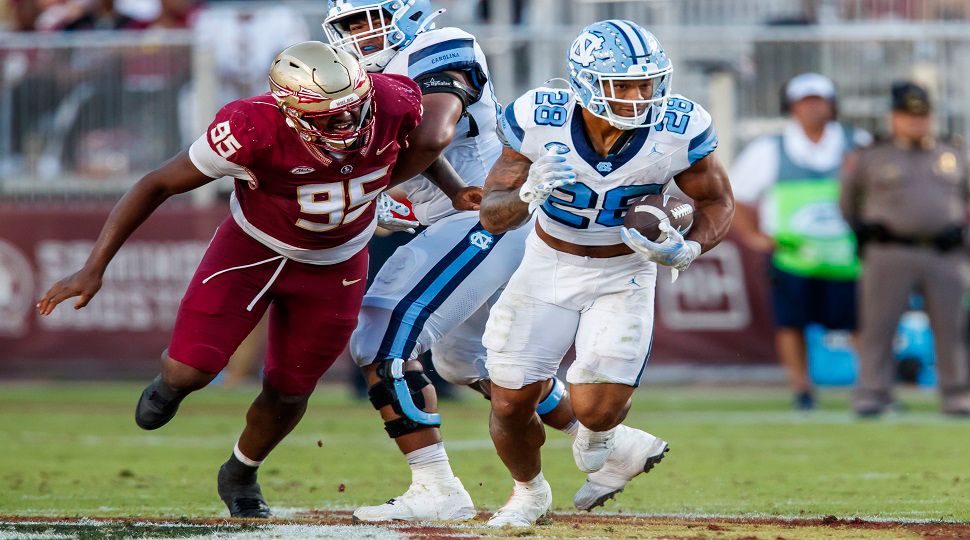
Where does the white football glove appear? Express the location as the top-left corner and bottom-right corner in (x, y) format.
(376, 192), (420, 234)
(519, 153), (577, 213)
(620, 222), (702, 282)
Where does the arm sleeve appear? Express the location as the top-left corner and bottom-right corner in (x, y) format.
(193, 101), (259, 174)
(188, 134), (249, 179)
(729, 137), (779, 204)
(498, 100), (526, 153)
(685, 105), (718, 166)
(497, 89), (546, 160)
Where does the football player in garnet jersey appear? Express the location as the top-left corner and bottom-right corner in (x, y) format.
(36, 41), (478, 518)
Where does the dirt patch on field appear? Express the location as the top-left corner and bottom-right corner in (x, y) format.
(3, 512), (969, 539)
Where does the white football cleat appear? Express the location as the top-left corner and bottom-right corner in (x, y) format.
(486, 477), (553, 527)
(574, 425), (669, 511)
(352, 477), (476, 522)
(572, 425), (616, 473)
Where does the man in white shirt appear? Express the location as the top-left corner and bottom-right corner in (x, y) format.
(731, 73), (871, 410)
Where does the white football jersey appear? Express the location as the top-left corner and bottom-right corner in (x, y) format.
(500, 87), (718, 246)
(383, 27), (503, 225)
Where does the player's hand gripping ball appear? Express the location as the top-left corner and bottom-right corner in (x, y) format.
(621, 194), (701, 281)
(623, 194), (694, 242)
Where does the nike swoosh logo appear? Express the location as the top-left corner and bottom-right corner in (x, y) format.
(342, 278), (362, 286)
(375, 141), (395, 156)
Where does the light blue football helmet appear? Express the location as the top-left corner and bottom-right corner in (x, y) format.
(324, 0), (443, 72)
(567, 20), (673, 130)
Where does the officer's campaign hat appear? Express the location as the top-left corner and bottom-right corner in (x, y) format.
(891, 81), (931, 115)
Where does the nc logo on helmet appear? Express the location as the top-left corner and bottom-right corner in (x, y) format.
(570, 32), (607, 68)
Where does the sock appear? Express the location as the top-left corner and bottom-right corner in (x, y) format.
(406, 443), (455, 484)
(223, 443), (261, 483)
(577, 424), (616, 443)
(561, 420), (579, 437)
(514, 471), (546, 492)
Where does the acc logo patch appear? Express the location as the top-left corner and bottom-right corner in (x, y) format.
(290, 166), (315, 175)
(569, 31), (606, 68)
(340, 165), (354, 175)
(469, 231), (494, 251)
(544, 142), (571, 155)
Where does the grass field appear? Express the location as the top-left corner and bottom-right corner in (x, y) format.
(2, 381), (969, 539)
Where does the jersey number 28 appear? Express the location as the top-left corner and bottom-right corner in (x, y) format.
(543, 183), (663, 229)
(534, 90), (570, 127)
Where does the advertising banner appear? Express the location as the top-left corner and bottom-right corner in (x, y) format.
(0, 203), (776, 378)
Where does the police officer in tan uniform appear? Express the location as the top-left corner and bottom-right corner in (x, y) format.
(840, 81), (970, 416)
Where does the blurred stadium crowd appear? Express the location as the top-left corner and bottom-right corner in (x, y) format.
(2, 0), (970, 415)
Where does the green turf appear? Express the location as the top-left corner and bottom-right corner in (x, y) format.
(1, 382), (968, 522)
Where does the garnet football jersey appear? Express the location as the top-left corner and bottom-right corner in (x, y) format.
(189, 73), (422, 264)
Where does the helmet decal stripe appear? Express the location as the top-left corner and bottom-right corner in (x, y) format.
(616, 19), (649, 59)
(604, 21), (641, 62)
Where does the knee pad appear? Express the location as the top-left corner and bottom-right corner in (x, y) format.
(485, 361), (527, 390)
(536, 377), (565, 415)
(367, 364), (440, 438)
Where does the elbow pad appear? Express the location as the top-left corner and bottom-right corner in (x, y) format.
(415, 70), (484, 137)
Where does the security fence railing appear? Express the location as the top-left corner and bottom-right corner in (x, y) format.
(2, 7), (970, 197)
(0, 31), (196, 197)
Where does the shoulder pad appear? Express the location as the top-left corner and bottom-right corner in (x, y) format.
(499, 87), (576, 154)
(409, 27), (476, 48)
(660, 95), (717, 165)
(372, 73), (423, 111)
(404, 29), (480, 80)
(206, 97), (278, 164)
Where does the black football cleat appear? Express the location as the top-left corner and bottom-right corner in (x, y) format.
(218, 460), (272, 518)
(134, 375), (186, 430)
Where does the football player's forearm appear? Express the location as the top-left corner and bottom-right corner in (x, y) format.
(420, 155), (466, 200)
(85, 153), (211, 273)
(675, 153), (734, 252)
(480, 189), (530, 234)
(84, 176), (171, 273)
(390, 93), (463, 184)
(688, 199), (734, 253)
(389, 146), (440, 184)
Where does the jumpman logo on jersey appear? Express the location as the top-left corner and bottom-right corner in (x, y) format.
(648, 143), (663, 156)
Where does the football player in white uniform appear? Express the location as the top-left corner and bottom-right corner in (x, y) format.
(479, 20), (735, 526)
(324, 2), (667, 523)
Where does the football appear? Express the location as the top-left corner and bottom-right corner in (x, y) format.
(624, 194), (694, 242)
